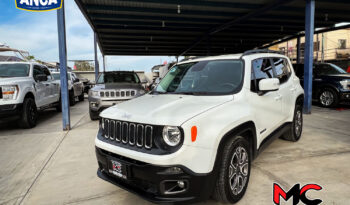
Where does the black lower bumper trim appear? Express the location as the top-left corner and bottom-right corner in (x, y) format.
(95, 147), (216, 204)
(0, 103), (22, 119)
(97, 169), (194, 204)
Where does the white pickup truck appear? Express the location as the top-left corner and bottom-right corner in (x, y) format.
(0, 62), (60, 128)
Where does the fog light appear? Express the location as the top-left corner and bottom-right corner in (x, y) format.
(177, 181), (185, 188)
(91, 102), (98, 107)
(161, 180), (188, 195)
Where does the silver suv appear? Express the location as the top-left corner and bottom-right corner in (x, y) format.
(88, 71), (146, 120)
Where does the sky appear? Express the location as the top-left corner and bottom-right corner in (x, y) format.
(0, 1), (178, 72)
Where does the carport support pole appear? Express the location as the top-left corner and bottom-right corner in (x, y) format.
(303, 0), (315, 114)
(297, 36), (301, 64)
(94, 33), (99, 81)
(56, 2), (70, 130)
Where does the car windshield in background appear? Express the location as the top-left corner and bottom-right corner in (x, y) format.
(52, 73), (71, 80)
(0, 64), (30, 77)
(97, 73), (140, 84)
(316, 64), (347, 75)
(155, 60), (244, 95)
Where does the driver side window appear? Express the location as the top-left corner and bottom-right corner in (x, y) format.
(33, 65), (45, 81)
(251, 58), (274, 92)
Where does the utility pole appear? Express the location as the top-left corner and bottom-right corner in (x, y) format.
(321, 32), (325, 63)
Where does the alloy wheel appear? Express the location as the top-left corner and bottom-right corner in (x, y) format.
(320, 91), (334, 106)
(295, 110), (302, 137)
(229, 146), (249, 195)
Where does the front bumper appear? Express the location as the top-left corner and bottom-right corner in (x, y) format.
(95, 147), (216, 204)
(88, 96), (126, 112)
(0, 103), (22, 119)
(340, 90), (350, 101)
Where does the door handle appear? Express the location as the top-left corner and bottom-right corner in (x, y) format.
(290, 87), (297, 92)
(274, 95), (282, 101)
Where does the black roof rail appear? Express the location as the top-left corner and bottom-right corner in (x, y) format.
(241, 49), (283, 57)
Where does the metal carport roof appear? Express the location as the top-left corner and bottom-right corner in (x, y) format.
(74, 0), (350, 56)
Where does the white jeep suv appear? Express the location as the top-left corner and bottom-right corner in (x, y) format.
(95, 50), (304, 204)
(0, 62), (60, 128)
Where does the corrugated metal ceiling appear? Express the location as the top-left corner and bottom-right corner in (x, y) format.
(74, 0), (350, 56)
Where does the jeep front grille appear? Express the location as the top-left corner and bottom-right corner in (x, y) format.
(101, 118), (154, 149)
(99, 90), (136, 98)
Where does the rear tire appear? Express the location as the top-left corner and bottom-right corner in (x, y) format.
(319, 88), (339, 108)
(56, 96), (62, 112)
(19, 98), (38, 129)
(69, 90), (76, 106)
(78, 91), (84, 102)
(281, 103), (303, 142)
(89, 109), (99, 121)
(213, 136), (251, 203)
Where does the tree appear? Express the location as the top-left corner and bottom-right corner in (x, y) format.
(74, 61), (94, 71)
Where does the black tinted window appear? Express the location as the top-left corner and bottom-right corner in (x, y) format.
(97, 72), (140, 84)
(315, 64), (346, 75)
(273, 58), (291, 84)
(251, 58), (274, 92)
(33, 65), (43, 78)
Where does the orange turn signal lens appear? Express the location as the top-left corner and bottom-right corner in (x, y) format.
(191, 126), (197, 142)
(2, 91), (15, 95)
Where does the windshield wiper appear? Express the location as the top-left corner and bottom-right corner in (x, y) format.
(174, 91), (209, 96)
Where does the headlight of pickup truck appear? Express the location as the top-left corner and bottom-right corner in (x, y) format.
(340, 80), (350, 90)
(162, 126), (182, 147)
(2, 85), (19, 100)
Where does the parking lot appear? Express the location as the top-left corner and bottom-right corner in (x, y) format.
(0, 101), (349, 205)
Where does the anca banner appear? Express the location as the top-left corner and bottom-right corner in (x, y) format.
(15, 0), (62, 12)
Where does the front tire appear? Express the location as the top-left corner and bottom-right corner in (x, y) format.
(213, 136), (251, 203)
(281, 103), (303, 142)
(89, 109), (99, 121)
(19, 98), (38, 129)
(319, 88), (339, 108)
(69, 90), (76, 106)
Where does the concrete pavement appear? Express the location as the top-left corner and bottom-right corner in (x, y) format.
(0, 102), (349, 205)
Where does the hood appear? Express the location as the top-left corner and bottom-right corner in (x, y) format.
(92, 83), (143, 90)
(100, 94), (233, 126)
(0, 76), (31, 85)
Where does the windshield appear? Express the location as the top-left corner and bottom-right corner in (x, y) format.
(155, 60), (244, 95)
(0, 64), (30, 77)
(52, 73), (71, 80)
(315, 64), (346, 75)
(97, 72), (140, 84)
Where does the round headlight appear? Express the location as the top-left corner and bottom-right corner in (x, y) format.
(162, 126), (181, 146)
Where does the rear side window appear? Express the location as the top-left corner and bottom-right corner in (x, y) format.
(273, 58), (291, 84)
(251, 58), (274, 92)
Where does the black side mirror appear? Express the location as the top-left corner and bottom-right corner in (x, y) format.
(35, 74), (47, 82)
(74, 78), (80, 83)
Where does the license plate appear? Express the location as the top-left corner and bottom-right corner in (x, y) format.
(108, 159), (127, 180)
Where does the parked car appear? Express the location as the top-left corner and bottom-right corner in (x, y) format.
(88, 71), (146, 120)
(293, 63), (350, 107)
(73, 73), (93, 94)
(51, 72), (84, 106)
(94, 50), (304, 204)
(0, 62), (60, 128)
